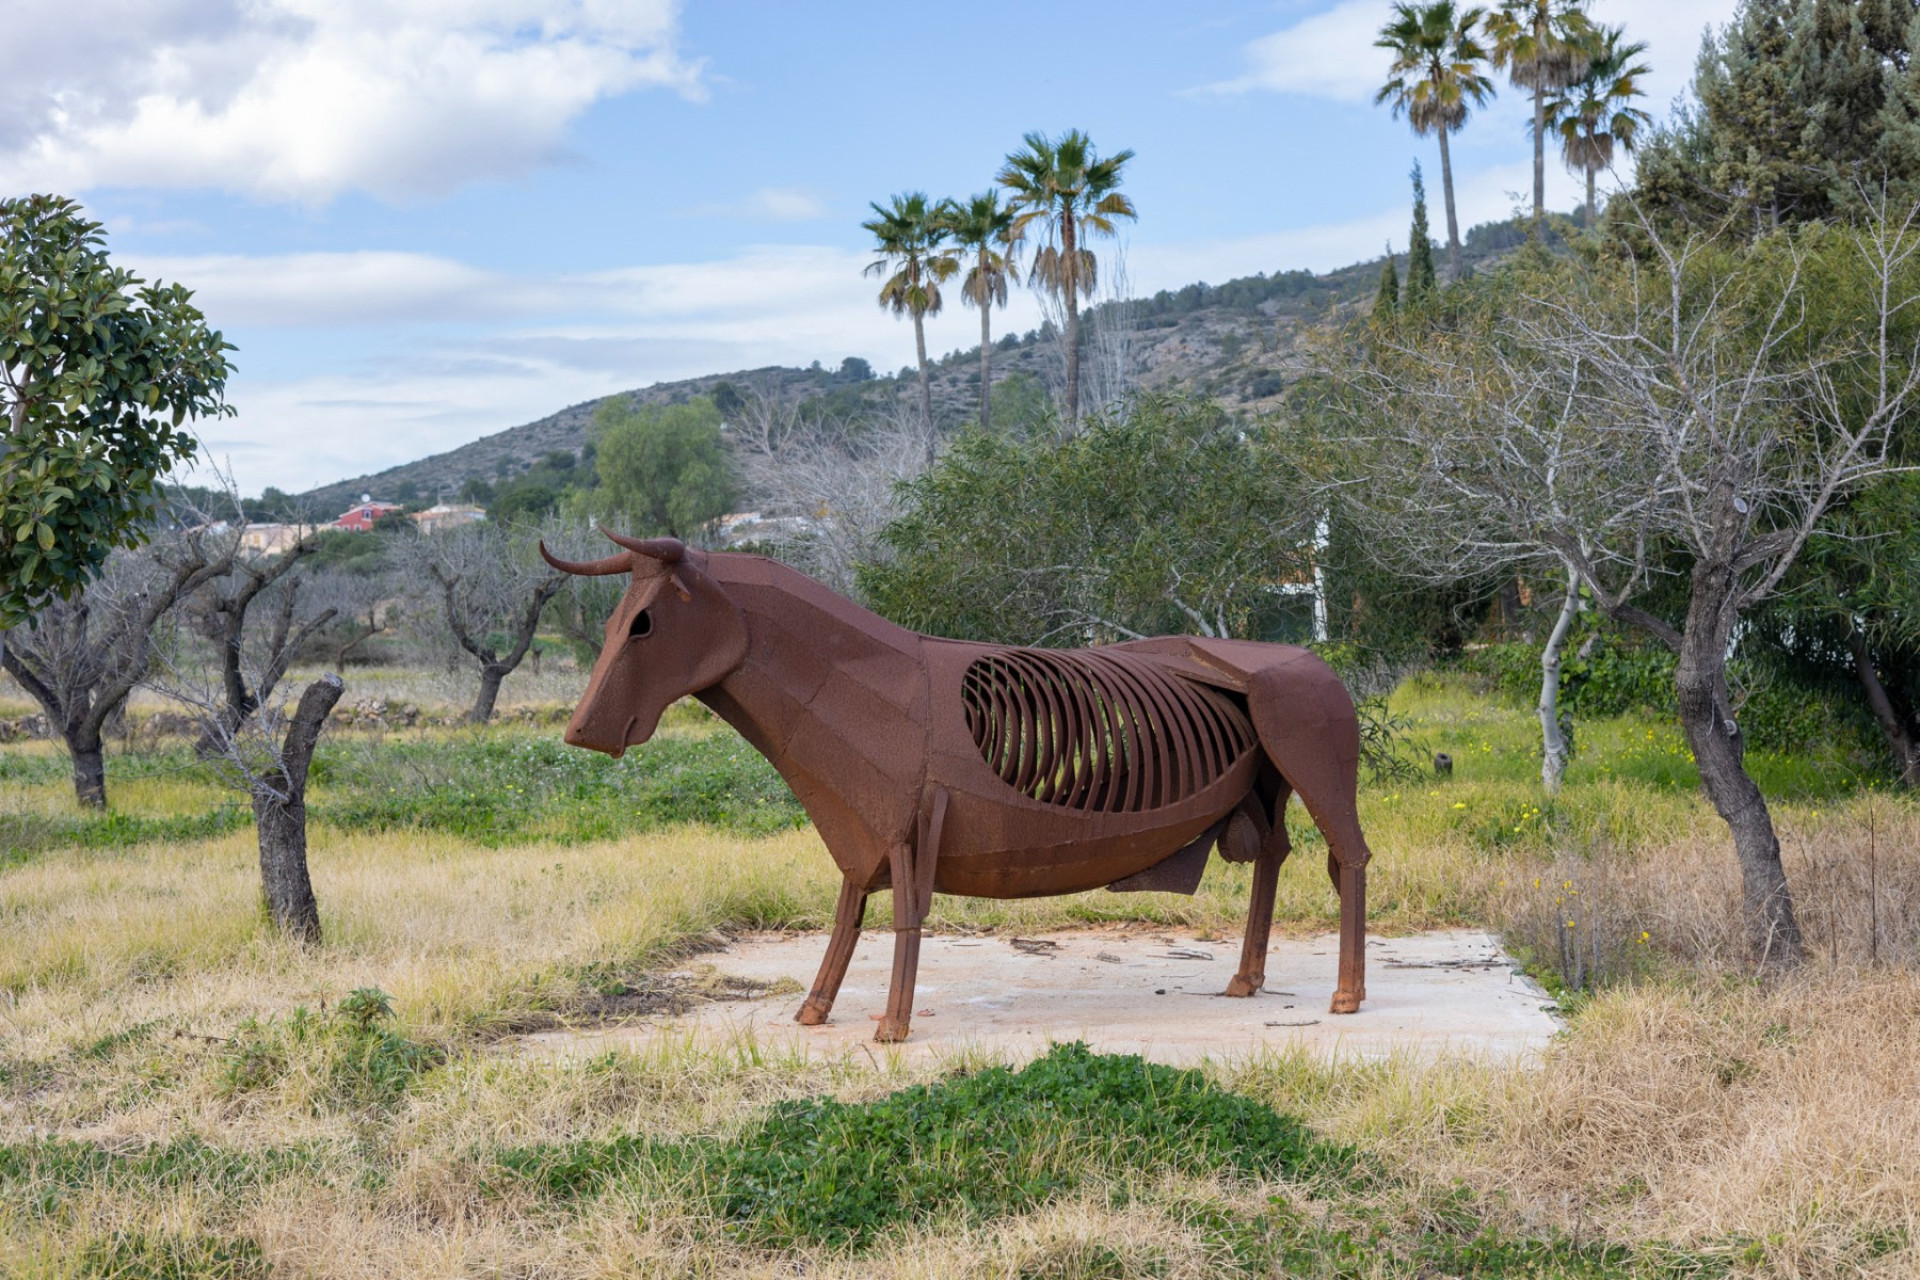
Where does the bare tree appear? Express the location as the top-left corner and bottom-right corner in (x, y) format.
(146, 612), (343, 942)
(1323, 203), (1920, 967)
(188, 538), (336, 754)
(736, 391), (935, 596)
(309, 566), (399, 672)
(400, 520), (564, 722)
(1, 530), (233, 805)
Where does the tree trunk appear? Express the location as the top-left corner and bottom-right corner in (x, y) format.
(1850, 630), (1920, 787)
(913, 307), (934, 450)
(469, 664), (508, 725)
(1585, 165), (1597, 229)
(1062, 210), (1082, 430)
(1437, 126), (1464, 281)
(1532, 81), (1547, 231)
(1672, 572), (1803, 968)
(1538, 568), (1580, 794)
(252, 674), (343, 945)
(978, 291), (993, 432)
(70, 726), (107, 809)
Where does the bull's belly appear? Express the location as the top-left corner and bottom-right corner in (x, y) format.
(930, 759), (1254, 899)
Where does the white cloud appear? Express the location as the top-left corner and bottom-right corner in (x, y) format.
(688, 186), (829, 221)
(1204, 0), (1391, 102)
(0, 0), (702, 203)
(1207, 0), (1735, 111)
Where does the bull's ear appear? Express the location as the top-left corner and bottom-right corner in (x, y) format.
(667, 570), (693, 601)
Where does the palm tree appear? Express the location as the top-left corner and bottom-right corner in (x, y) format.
(862, 192), (958, 435)
(1375, 1), (1496, 283)
(942, 192), (1018, 432)
(997, 130), (1137, 427)
(1547, 26), (1652, 226)
(1488, 0), (1595, 232)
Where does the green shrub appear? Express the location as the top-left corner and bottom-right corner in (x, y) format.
(216, 989), (441, 1113)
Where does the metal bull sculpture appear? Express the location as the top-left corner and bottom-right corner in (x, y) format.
(542, 530), (1375, 1042)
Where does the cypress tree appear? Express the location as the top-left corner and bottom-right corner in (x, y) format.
(1374, 242), (1400, 315)
(1406, 163), (1438, 303)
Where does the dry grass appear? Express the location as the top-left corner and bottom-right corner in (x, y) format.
(2, 675), (1918, 1277)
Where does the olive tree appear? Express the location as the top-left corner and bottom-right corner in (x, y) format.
(0, 195), (232, 634)
(400, 519), (564, 723)
(146, 617), (343, 943)
(2, 528), (233, 805)
(1322, 207), (1920, 967)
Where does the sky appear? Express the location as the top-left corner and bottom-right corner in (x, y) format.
(7, 0), (1741, 497)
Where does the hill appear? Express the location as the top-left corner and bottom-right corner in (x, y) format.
(294, 216), (1538, 513)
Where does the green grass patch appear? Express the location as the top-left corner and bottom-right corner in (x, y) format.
(312, 725), (806, 845)
(492, 1042), (1354, 1250)
(0, 1136), (319, 1218)
(73, 1232), (271, 1280)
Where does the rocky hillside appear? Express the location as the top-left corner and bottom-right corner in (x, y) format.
(295, 217), (1537, 512)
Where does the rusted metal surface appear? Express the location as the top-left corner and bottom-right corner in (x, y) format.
(544, 531), (1375, 1042)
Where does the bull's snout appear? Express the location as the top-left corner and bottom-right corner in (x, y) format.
(563, 710), (641, 758)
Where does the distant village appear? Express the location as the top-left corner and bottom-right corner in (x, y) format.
(235, 496), (487, 555)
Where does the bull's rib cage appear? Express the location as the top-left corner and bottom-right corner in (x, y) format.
(961, 649), (1257, 812)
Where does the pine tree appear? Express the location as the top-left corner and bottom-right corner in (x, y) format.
(1406, 164), (1439, 304)
(1638, 0), (1920, 229)
(1375, 243), (1401, 316)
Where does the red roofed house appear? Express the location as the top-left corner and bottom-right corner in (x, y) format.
(334, 494), (402, 532)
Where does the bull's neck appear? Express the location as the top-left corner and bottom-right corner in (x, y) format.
(694, 554), (929, 802)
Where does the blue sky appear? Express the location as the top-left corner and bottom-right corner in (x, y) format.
(8, 0), (1736, 496)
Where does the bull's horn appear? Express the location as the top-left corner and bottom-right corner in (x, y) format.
(601, 529), (685, 562)
(539, 541), (631, 576)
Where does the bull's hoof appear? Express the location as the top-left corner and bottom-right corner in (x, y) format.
(873, 1017), (911, 1043)
(1224, 974), (1263, 997)
(1329, 989), (1362, 1014)
(795, 999), (831, 1026)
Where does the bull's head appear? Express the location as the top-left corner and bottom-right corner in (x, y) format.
(540, 529), (748, 757)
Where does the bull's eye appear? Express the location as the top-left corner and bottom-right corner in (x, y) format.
(628, 609), (653, 640)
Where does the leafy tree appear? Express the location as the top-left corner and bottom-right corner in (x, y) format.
(0, 195), (233, 633)
(862, 395), (1318, 645)
(997, 130), (1138, 429)
(587, 395), (735, 540)
(1547, 25), (1651, 226)
(943, 192), (1019, 431)
(1375, 0), (1497, 280)
(1406, 165), (1439, 304)
(1488, 0), (1597, 232)
(861, 193), (958, 436)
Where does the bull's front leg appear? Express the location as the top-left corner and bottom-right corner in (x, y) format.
(797, 877), (869, 1025)
(875, 789), (946, 1044)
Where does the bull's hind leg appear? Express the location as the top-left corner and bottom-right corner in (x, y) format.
(797, 877), (869, 1025)
(1226, 780), (1293, 997)
(1246, 660), (1374, 1015)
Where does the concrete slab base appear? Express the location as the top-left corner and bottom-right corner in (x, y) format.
(519, 929), (1560, 1068)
